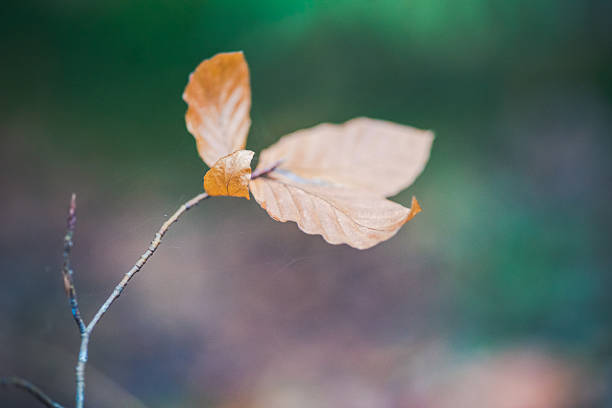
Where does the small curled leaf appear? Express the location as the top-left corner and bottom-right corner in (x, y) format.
(204, 150), (254, 199)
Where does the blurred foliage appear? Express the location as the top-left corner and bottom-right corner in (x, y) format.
(1, 0), (611, 406)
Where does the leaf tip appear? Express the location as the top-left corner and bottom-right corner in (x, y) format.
(405, 196), (422, 223)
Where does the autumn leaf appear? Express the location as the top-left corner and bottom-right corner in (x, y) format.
(183, 51), (251, 167)
(255, 117), (433, 197)
(249, 117), (432, 248)
(204, 150), (254, 199)
(250, 173), (422, 249)
(184, 52), (433, 249)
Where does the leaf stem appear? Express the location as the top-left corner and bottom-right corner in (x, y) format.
(251, 160), (283, 179)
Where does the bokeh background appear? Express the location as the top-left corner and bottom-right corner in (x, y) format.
(2, 1), (611, 407)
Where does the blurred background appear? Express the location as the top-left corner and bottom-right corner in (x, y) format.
(1, 1), (611, 407)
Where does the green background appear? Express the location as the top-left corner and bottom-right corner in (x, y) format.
(1, 1), (611, 406)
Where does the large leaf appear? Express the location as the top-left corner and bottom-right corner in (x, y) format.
(204, 150), (254, 199)
(255, 117), (433, 197)
(250, 173), (421, 249)
(183, 51), (251, 167)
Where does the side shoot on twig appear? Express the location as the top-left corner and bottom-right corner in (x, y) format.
(1, 51), (433, 407)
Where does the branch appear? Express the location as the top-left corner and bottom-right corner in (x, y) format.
(85, 191), (210, 333)
(8, 166), (275, 408)
(62, 193), (86, 334)
(74, 191), (209, 408)
(1, 377), (64, 408)
(72, 170), (278, 406)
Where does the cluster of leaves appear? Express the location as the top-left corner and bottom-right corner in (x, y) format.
(183, 52), (433, 249)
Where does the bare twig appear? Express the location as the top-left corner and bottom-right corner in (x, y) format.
(8, 180), (271, 408)
(74, 191), (209, 408)
(62, 193), (86, 334)
(72, 171), (277, 406)
(1, 377), (64, 408)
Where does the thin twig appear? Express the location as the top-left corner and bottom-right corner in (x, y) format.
(73, 171), (278, 406)
(1, 377), (64, 408)
(74, 191), (209, 408)
(62, 193), (86, 334)
(10, 181), (270, 408)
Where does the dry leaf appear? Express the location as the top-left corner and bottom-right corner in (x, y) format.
(250, 173), (422, 249)
(204, 150), (254, 199)
(255, 117), (433, 197)
(183, 51), (251, 167)
(183, 52), (432, 249)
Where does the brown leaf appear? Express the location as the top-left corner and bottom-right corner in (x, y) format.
(255, 117), (433, 197)
(204, 150), (254, 199)
(249, 173), (422, 249)
(183, 51), (251, 167)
